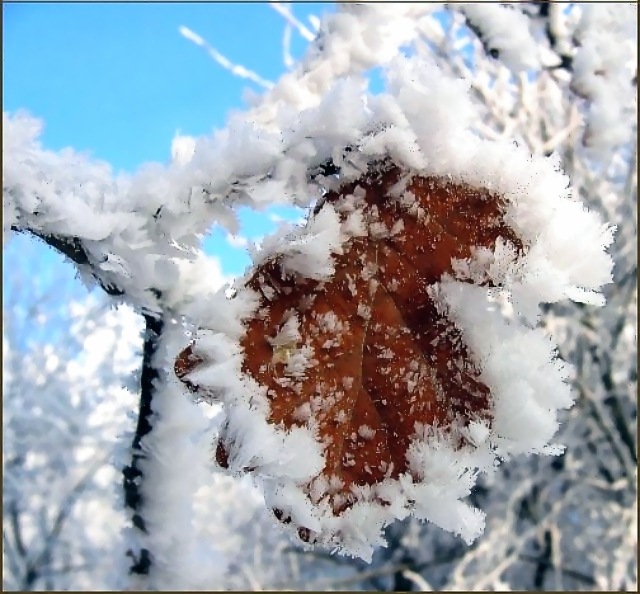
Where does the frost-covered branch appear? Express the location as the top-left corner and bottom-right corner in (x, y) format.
(458, 3), (540, 70)
(531, 0), (576, 72)
(15, 227), (125, 296)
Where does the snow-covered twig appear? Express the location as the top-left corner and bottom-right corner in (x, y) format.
(282, 22), (294, 70)
(402, 568), (434, 591)
(269, 2), (316, 42)
(179, 25), (273, 89)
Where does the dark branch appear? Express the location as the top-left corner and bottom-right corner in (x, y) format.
(29, 230), (90, 265)
(528, 1), (575, 72)
(122, 310), (164, 576)
(519, 553), (596, 586)
(457, 6), (502, 61)
(533, 529), (552, 588)
(8, 503), (27, 559)
(12, 226), (125, 297)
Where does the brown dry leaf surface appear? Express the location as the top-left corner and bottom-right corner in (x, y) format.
(176, 162), (523, 521)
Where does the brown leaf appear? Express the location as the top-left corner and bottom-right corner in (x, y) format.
(175, 160), (524, 539)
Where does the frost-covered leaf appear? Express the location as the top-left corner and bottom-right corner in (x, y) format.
(163, 39), (616, 561)
(174, 158), (586, 560)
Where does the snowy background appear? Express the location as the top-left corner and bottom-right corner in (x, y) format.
(3, 3), (636, 591)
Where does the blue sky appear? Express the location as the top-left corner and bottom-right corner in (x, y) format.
(3, 2), (334, 293)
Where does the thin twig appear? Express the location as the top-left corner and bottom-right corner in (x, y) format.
(179, 25), (273, 89)
(269, 2), (316, 42)
(403, 568), (434, 591)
